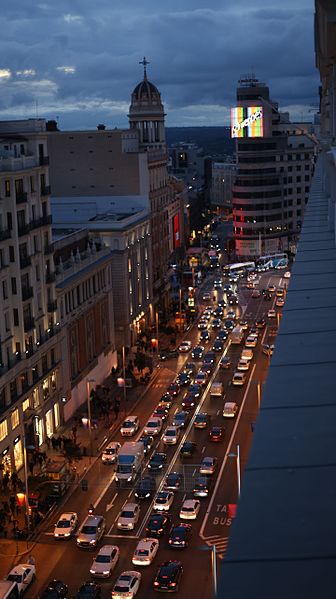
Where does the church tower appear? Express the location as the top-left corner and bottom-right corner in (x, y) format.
(128, 57), (166, 148)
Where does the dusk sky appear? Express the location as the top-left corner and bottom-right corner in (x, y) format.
(0, 1), (318, 130)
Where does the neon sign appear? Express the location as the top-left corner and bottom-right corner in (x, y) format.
(231, 106), (264, 138)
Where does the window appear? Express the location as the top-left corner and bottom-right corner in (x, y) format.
(30, 176), (35, 192)
(13, 308), (19, 326)
(9, 246), (15, 262)
(11, 409), (19, 429)
(7, 212), (12, 230)
(5, 180), (10, 197)
(35, 264), (40, 281)
(11, 277), (17, 295)
(0, 419), (8, 441)
(4, 312), (10, 331)
(2, 280), (8, 300)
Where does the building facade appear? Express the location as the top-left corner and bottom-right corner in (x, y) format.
(210, 160), (237, 209)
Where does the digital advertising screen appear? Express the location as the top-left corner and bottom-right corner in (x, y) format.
(173, 214), (180, 249)
(231, 106), (264, 138)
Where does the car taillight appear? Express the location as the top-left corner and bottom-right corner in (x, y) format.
(170, 582), (177, 587)
(154, 581), (159, 586)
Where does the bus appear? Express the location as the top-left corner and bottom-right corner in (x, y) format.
(256, 253), (288, 270)
(231, 325), (244, 345)
(0, 581), (19, 599)
(223, 262), (256, 278)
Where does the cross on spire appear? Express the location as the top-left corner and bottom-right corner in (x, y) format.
(139, 56), (150, 79)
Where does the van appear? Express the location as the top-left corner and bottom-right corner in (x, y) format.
(210, 382), (223, 397)
(76, 515), (106, 549)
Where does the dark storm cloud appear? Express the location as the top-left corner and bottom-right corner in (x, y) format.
(0, 1), (319, 127)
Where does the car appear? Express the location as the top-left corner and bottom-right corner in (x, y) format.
(218, 299), (227, 308)
(262, 343), (275, 356)
(153, 491), (174, 512)
(228, 295), (239, 305)
(224, 319), (235, 331)
(112, 571), (141, 598)
(195, 371), (207, 386)
(246, 281), (255, 289)
(198, 319), (208, 330)
(263, 292), (272, 301)
(164, 472), (183, 491)
(120, 416), (140, 437)
(179, 499), (201, 520)
(200, 456), (218, 475)
(245, 335), (257, 348)
(216, 329), (228, 341)
(180, 441), (197, 458)
(237, 358), (250, 371)
(199, 329), (210, 342)
(226, 310), (236, 320)
(223, 283), (233, 293)
(54, 512), (78, 539)
(193, 476), (211, 498)
(152, 406), (169, 422)
(204, 351), (216, 364)
(213, 307), (224, 318)
(77, 515), (106, 549)
(267, 309), (276, 318)
(6, 564), (36, 594)
(232, 371), (246, 386)
(181, 393), (195, 411)
(144, 417), (163, 436)
(184, 361), (197, 375)
(202, 309), (212, 320)
(241, 348), (253, 361)
(211, 318), (222, 329)
(255, 318), (266, 329)
(175, 372), (191, 387)
(153, 560), (183, 592)
(276, 297), (285, 307)
(188, 383), (202, 398)
(223, 402), (238, 418)
(276, 288), (285, 297)
(201, 361), (213, 375)
(40, 580), (68, 598)
(146, 513), (171, 538)
(178, 341), (192, 353)
(132, 538), (159, 566)
(213, 278), (222, 289)
(167, 382), (180, 397)
(172, 411), (189, 428)
(159, 394), (173, 409)
(101, 442), (121, 465)
(194, 412), (209, 429)
(135, 476), (156, 500)
(212, 340), (224, 352)
(209, 426), (225, 442)
(162, 426), (180, 445)
(202, 292), (211, 301)
(77, 581), (101, 598)
(239, 320), (249, 330)
(139, 435), (154, 456)
(220, 356), (231, 369)
(89, 545), (120, 578)
(191, 345), (204, 359)
(168, 523), (192, 549)
(148, 452), (167, 473)
(117, 503), (140, 531)
(284, 271), (291, 279)
(251, 289), (261, 298)
(158, 350), (179, 361)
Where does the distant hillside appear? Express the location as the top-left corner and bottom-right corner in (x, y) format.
(166, 126), (234, 157)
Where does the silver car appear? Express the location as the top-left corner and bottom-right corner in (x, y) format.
(76, 515), (106, 549)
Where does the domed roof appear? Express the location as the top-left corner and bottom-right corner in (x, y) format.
(131, 75), (162, 105)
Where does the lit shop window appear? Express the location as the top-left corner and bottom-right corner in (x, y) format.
(11, 409), (19, 429)
(0, 418), (8, 441)
(22, 397), (30, 412)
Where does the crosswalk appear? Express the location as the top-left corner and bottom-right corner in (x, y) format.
(204, 534), (229, 559)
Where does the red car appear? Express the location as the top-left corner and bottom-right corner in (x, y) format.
(181, 393), (196, 411)
(167, 382), (180, 397)
(209, 426), (225, 442)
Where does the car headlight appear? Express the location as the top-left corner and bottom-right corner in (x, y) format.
(127, 476), (132, 482)
(127, 523), (133, 528)
(103, 571), (110, 575)
(146, 492), (150, 497)
(90, 539), (96, 545)
(90, 569), (95, 574)
(54, 533), (59, 537)
(64, 532), (70, 537)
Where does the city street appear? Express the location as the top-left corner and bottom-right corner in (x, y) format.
(19, 267), (286, 598)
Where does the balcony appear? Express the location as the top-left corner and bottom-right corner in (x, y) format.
(22, 286), (34, 301)
(41, 185), (51, 196)
(16, 191), (28, 204)
(19, 255), (32, 269)
(46, 271), (56, 284)
(23, 317), (35, 332)
(39, 156), (49, 166)
(44, 242), (54, 255)
(18, 222), (30, 237)
(47, 299), (57, 312)
(0, 228), (11, 241)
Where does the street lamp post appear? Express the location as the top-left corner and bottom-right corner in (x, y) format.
(211, 544), (217, 596)
(86, 378), (95, 462)
(257, 381), (261, 409)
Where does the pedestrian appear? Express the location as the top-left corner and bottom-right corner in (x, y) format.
(11, 471), (18, 492)
(3, 471), (9, 492)
(113, 404), (120, 420)
(27, 554), (35, 565)
(51, 437), (56, 450)
(9, 495), (16, 518)
(29, 461), (34, 476)
(72, 425), (77, 444)
(38, 454), (43, 470)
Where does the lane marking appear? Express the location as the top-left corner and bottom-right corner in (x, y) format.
(106, 492), (118, 512)
(94, 472), (115, 509)
(201, 446), (206, 454)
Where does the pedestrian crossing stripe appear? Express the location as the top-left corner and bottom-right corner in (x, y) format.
(204, 535), (229, 558)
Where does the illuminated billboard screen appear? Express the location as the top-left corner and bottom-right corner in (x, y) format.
(173, 214), (180, 249)
(231, 106), (263, 138)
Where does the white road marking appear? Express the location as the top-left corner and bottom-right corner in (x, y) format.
(106, 492), (118, 512)
(216, 409), (220, 416)
(201, 446), (206, 454)
(93, 472), (115, 509)
(104, 533), (139, 540)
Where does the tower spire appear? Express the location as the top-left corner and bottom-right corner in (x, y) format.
(139, 56), (150, 80)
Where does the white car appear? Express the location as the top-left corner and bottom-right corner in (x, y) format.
(223, 402), (238, 418)
(102, 441), (121, 464)
(284, 271), (291, 279)
(237, 358), (250, 371)
(276, 297), (285, 307)
(179, 499), (201, 520)
(245, 335), (257, 348)
(112, 570), (141, 598)
(267, 309), (276, 318)
(132, 538), (159, 566)
(144, 417), (163, 436)
(90, 545), (120, 578)
(117, 503), (140, 531)
(178, 341), (192, 353)
(54, 512), (78, 539)
(232, 372), (246, 386)
(6, 564), (36, 594)
(120, 416), (140, 437)
(200, 457), (218, 475)
(198, 320), (208, 330)
(153, 491), (174, 512)
(241, 349), (253, 361)
(162, 426), (180, 445)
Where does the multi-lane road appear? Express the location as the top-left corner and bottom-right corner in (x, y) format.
(20, 268), (287, 598)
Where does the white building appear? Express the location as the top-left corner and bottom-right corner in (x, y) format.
(210, 161), (237, 209)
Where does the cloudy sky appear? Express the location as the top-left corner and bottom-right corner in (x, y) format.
(0, 0), (318, 130)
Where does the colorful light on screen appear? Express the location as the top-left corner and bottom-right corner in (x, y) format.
(231, 106), (264, 138)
